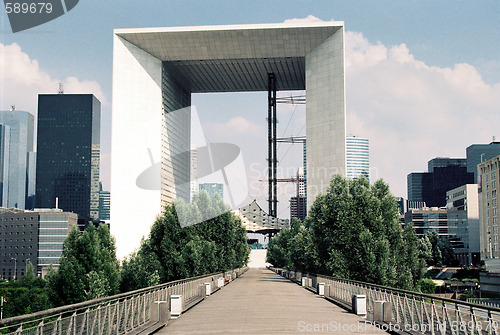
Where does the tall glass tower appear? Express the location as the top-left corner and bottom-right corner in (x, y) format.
(0, 108), (35, 209)
(35, 94), (100, 222)
(346, 136), (369, 181)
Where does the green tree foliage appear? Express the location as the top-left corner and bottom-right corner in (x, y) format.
(425, 231), (457, 267)
(0, 263), (52, 318)
(47, 224), (120, 306)
(417, 278), (437, 294)
(120, 191), (249, 292)
(267, 175), (425, 290)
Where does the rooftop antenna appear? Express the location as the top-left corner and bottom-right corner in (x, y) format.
(58, 82), (64, 94)
(10, 104), (15, 111)
(493, 136), (496, 142)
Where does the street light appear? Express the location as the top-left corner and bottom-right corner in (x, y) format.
(11, 257), (16, 280)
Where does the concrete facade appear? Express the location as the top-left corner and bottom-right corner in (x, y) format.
(111, 22), (346, 257)
(478, 155), (500, 259)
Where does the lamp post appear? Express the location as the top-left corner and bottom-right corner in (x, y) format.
(11, 257), (17, 280)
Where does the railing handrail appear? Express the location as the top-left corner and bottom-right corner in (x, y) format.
(273, 267), (500, 313)
(0, 268), (236, 326)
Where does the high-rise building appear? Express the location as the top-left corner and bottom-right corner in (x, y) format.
(0, 108), (35, 209)
(190, 146), (198, 201)
(346, 136), (369, 181)
(199, 183), (223, 199)
(407, 157), (474, 208)
(446, 184), (480, 266)
(98, 183), (110, 221)
(478, 155), (500, 259)
(290, 167), (307, 221)
(467, 141), (500, 183)
(35, 94), (100, 222)
(0, 124), (10, 206)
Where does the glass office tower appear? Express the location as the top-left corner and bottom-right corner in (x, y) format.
(0, 109), (35, 209)
(35, 94), (100, 221)
(346, 136), (369, 181)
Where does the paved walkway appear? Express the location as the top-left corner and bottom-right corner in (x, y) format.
(160, 268), (387, 334)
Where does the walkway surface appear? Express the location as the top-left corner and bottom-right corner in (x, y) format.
(160, 268), (387, 334)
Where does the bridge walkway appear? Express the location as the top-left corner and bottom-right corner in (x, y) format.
(159, 268), (387, 334)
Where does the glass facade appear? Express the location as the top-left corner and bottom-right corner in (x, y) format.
(346, 136), (369, 181)
(35, 94), (100, 221)
(199, 183), (223, 199)
(407, 160), (474, 208)
(0, 110), (35, 209)
(467, 142), (500, 183)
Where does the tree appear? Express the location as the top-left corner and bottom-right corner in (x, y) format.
(0, 263), (52, 318)
(47, 224), (120, 306)
(424, 231), (457, 267)
(120, 191), (249, 292)
(267, 175), (425, 290)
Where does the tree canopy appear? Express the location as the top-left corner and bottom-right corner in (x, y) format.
(47, 223), (120, 306)
(120, 191), (249, 292)
(267, 175), (426, 290)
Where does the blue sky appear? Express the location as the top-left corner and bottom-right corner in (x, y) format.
(1, 0), (499, 218)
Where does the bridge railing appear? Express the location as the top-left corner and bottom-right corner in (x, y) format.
(0, 267), (248, 335)
(270, 267), (500, 334)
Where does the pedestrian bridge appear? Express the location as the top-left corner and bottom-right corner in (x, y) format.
(2, 267), (500, 334)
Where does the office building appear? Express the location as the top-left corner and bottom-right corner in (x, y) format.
(346, 136), (369, 181)
(290, 196), (307, 221)
(0, 207), (77, 279)
(467, 141), (500, 183)
(190, 146), (198, 201)
(111, 22), (346, 257)
(35, 94), (100, 222)
(478, 155), (500, 259)
(407, 157), (474, 208)
(0, 108), (35, 209)
(0, 207), (38, 280)
(446, 185), (480, 266)
(199, 183), (223, 199)
(0, 124), (10, 206)
(234, 200), (289, 232)
(290, 167), (307, 221)
(99, 189), (110, 221)
(405, 207), (450, 238)
(37, 208), (77, 275)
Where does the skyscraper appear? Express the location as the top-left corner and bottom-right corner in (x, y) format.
(99, 182), (110, 221)
(35, 94), (100, 222)
(407, 158), (474, 208)
(478, 155), (500, 259)
(190, 146), (198, 201)
(466, 141), (500, 183)
(0, 108), (35, 209)
(346, 136), (369, 181)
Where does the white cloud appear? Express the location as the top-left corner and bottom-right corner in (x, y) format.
(203, 116), (265, 140)
(283, 15), (335, 24)
(345, 31), (500, 197)
(0, 42), (106, 116)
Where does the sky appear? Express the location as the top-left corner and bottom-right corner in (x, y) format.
(1, 1), (499, 223)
